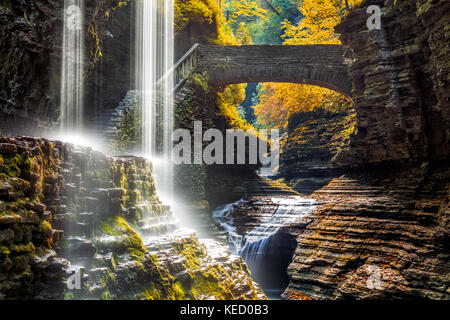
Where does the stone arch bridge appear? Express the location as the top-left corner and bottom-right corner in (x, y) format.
(171, 44), (353, 99)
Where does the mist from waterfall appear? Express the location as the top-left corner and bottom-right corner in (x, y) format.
(136, 0), (174, 204)
(61, 0), (84, 132)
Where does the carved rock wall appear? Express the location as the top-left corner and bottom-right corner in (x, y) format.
(0, 0), (134, 135)
(279, 108), (356, 194)
(285, 162), (450, 299)
(334, 0), (450, 165)
(284, 0), (450, 300)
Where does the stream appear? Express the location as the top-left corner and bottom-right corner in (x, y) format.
(212, 196), (316, 299)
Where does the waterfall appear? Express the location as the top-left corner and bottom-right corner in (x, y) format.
(136, 0), (174, 204)
(61, 0), (84, 132)
(239, 198), (315, 267)
(213, 197), (316, 293)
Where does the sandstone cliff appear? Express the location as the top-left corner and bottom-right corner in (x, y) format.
(284, 0), (450, 300)
(285, 163), (449, 299)
(280, 108), (356, 194)
(334, 0), (450, 165)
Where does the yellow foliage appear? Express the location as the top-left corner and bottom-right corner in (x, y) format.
(224, 0), (268, 23)
(254, 83), (349, 128)
(254, 0), (360, 128)
(218, 84), (255, 131)
(235, 22), (253, 45)
(281, 0), (363, 45)
(175, 0), (238, 45)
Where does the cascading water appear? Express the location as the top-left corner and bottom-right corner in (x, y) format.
(61, 0), (84, 132)
(213, 197), (316, 297)
(136, 0), (174, 204)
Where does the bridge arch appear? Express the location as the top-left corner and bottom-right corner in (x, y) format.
(196, 44), (353, 100)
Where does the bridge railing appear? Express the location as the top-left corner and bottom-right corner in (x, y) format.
(157, 43), (200, 93)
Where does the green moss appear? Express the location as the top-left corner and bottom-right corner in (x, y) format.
(10, 242), (35, 254)
(64, 292), (75, 300)
(113, 104), (142, 154)
(172, 236), (207, 270)
(170, 282), (186, 299)
(101, 290), (113, 300)
(141, 280), (186, 300)
(39, 220), (52, 239)
(141, 283), (162, 300)
(0, 246), (11, 256)
(98, 216), (147, 265)
(1, 153), (27, 177)
(190, 275), (233, 300)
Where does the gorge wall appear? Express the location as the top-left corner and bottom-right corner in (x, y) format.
(0, 0), (134, 135)
(280, 108), (356, 194)
(0, 136), (266, 300)
(284, 0), (450, 300)
(334, 0), (449, 165)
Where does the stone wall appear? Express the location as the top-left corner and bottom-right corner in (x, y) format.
(197, 44), (352, 98)
(0, 136), (67, 299)
(334, 0), (450, 165)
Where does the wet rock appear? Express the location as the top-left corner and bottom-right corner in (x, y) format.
(24, 201), (46, 214)
(0, 229), (14, 242)
(0, 214), (22, 225)
(0, 143), (17, 155)
(65, 238), (97, 258)
(279, 109), (355, 193)
(0, 136), (265, 301)
(284, 164), (450, 300)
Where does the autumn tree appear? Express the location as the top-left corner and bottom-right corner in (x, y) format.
(281, 0), (362, 44)
(253, 83), (349, 128)
(253, 0), (361, 128)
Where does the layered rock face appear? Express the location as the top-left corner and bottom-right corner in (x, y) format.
(281, 0), (450, 300)
(206, 167), (296, 208)
(334, 0), (450, 165)
(0, 0), (133, 134)
(0, 136), (67, 299)
(0, 137), (266, 300)
(279, 108), (356, 194)
(0, 1), (63, 133)
(212, 196), (316, 293)
(285, 163), (449, 299)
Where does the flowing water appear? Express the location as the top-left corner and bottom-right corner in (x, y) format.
(213, 197), (316, 297)
(57, 0), (307, 300)
(61, 0), (84, 132)
(135, 0), (175, 205)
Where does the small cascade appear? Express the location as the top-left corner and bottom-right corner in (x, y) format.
(213, 197), (316, 295)
(61, 0), (84, 132)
